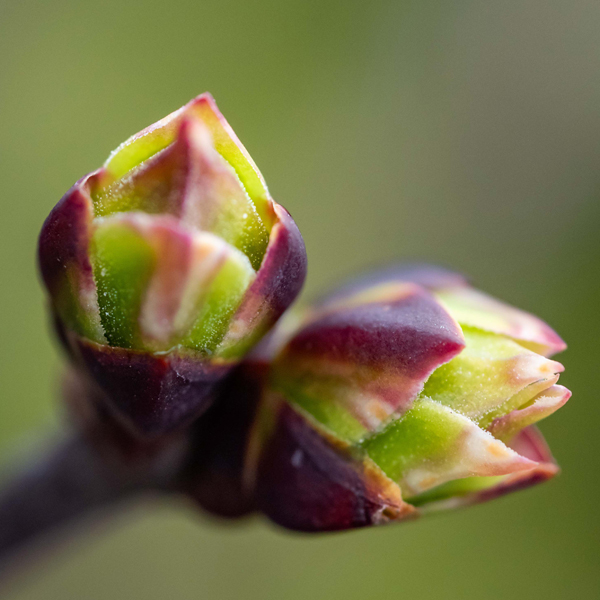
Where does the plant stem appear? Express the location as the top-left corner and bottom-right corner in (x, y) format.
(0, 429), (185, 584)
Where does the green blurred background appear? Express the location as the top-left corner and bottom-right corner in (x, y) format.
(1, 0), (599, 597)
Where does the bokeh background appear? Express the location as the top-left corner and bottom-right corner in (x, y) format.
(1, 0), (599, 598)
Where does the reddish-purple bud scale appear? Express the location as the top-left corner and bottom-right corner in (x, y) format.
(253, 402), (412, 532)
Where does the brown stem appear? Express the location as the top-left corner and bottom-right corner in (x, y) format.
(0, 429), (187, 584)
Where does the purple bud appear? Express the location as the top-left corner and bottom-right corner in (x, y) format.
(39, 94), (306, 437)
(185, 265), (569, 532)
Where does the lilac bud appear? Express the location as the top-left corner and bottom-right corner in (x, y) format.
(39, 94), (306, 436)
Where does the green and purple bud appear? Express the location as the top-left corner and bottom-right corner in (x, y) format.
(38, 94), (306, 437)
(229, 265), (569, 532)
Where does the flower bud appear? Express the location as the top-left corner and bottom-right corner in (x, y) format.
(39, 94), (306, 436)
(242, 265), (569, 531)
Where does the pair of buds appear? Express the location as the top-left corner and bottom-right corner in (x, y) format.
(39, 94), (569, 533)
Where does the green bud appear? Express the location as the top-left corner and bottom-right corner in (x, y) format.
(38, 94), (306, 435)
